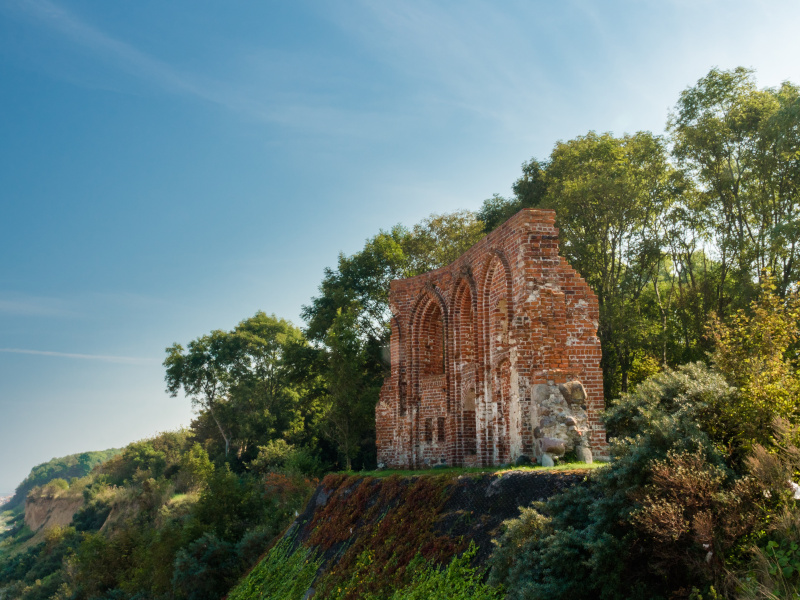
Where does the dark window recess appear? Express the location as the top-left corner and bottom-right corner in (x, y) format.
(437, 417), (445, 442)
(425, 418), (433, 442)
(421, 304), (445, 375)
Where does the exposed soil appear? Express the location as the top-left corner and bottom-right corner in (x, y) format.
(24, 494), (84, 534)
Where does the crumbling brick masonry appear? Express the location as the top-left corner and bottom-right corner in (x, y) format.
(376, 209), (608, 468)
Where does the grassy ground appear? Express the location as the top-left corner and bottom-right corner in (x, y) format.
(342, 460), (608, 479)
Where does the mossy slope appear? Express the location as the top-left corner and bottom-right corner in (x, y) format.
(232, 468), (591, 600)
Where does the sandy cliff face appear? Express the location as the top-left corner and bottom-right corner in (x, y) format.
(24, 493), (84, 532)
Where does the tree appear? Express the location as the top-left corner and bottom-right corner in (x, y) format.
(669, 67), (800, 303)
(478, 158), (547, 233)
(226, 313), (312, 459)
(165, 331), (236, 456)
(404, 210), (486, 274)
(541, 131), (677, 395)
(164, 313), (311, 460)
(303, 210), (485, 343)
(321, 307), (381, 470)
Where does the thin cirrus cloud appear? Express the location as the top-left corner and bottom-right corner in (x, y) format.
(8, 0), (395, 136)
(332, 1), (558, 126)
(0, 296), (73, 318)
(0, 292), (160, 318)
(7, 0), (317, 126)
(0, 348), (158, 365)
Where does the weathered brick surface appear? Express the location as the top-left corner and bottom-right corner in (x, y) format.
(376, 209), (608, 468)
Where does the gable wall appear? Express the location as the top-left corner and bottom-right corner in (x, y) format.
(375, 209), (608, 468)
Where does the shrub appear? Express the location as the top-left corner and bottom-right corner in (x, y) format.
(629, 449), (761, 587)
(33, 478), (69, 499)
(708, 278), (800, 452)
(490, 363), (764, 600)
(235, 526), (276, 568)
(283, 446), (327, 477)
(730, 419), (800, 599)
(604, 361), (735, 443)
(186, 466), (265, 543)
(250, 440), (295, 472)
(178, 443), (215, 491)
(249, 441), (326, 477)
(172, 533), (240, 600)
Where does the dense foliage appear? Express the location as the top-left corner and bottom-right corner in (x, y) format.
(0, 431), (317, 600)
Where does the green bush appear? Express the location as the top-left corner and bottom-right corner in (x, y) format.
(236, 526), (277, 568)
(283, 446), (327, 477)
(172, 533), (240, 600)
(490, 363), (763, 600)
(250, 440), (295, 472)
(249, 441), (327, 477)
(185, 465), (264, 543)
(178, 443), (215, 491)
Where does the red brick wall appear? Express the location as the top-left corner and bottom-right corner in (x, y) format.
(376, 209), (608, 468)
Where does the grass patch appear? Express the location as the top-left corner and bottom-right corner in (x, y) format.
(341, 461), (608, 479)
(168, 493), (190, 505)
(386, 543), (503, 600)
(227, 537), (321, 600)
(495, 461), (608, 474)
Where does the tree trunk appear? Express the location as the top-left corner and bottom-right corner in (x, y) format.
(208, 403), (231, 456)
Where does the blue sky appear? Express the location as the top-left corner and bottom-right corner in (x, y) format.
(2, 0), (799, 492)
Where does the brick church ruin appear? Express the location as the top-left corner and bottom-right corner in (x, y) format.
(376, 209), (608, 468)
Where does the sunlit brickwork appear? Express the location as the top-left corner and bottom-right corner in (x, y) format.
(376, 209), (608, 468)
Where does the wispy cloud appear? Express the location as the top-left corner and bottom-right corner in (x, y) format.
(12, 0), (271, 119)
(0, 348), (157, 365)
(322, 1), (571, 134)
(0, 291), (165, 318)
(0, 295), (73, 317)
(8, 0), (401, 138)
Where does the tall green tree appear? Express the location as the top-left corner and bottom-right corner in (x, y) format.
(477, 158), (548, 232)
(541, 131), (677, 395)
(164, 313), (312, 460)
(303, 210), (485, 343)
(226, 312), (316, 458)
(669, 67), (800, 302)
(321, 307), (382, 470)
(165, 330), (235, 456)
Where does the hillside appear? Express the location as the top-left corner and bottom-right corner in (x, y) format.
(229, 467), (597, 600)
(5, 449), (121, 511)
